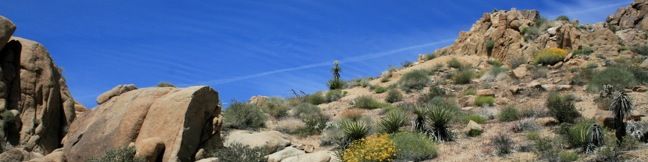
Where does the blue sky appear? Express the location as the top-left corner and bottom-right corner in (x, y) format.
(0, 0), (631, 107)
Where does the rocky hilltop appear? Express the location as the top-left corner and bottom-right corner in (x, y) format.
(1, 0), (648, 162)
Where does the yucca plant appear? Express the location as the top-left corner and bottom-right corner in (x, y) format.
(380, 110), (407, 134)
(426, 105), (455, 141)
(413, 106), (429, 134)
(610, 91), (633, 142)
(587, 124), (604, 153)
(339, 120), (370, 148)
(328, 60), (345, 90)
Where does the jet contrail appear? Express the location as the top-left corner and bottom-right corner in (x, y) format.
(199, 39), (454, 85)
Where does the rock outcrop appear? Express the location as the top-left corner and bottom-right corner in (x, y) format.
(0, 15), (83, 155)
(607, 0), (648, 31)
(62, 86), (221, 162)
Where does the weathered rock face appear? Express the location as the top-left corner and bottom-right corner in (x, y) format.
(63, 86), (221, 162)
(0, 17), (83, 155)
(607, 0), (648, 31)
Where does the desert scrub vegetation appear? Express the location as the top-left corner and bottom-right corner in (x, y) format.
(373, 86), (387, 94)
(208, 143), (268, 162)
(305, 92), (327, 105)
(417, 86), (447, 104)
(328, 60), (345, 90)
(511, 119), (539, 133)
(573, 46), (593, 56)
(223, 102), (267, 130)
(156, 81), (175, 87)
(89, 147), (144, 162)
(631, 43), (648, 56)
(474, 96), (495, 107)
(353, 96), (385, 109)
(292, 103), (328, 136)
(257, 97), (289, 119)
(485, 39), (495, 56)
(588, 66), (638, 91)
(509, 55), (528, 68)
(390, 132), (438, 161)
(398, 70), (430, 92)
(379, 110), (407, 133)
(422, 100), (458, 141)
(385, 89), (403, 103)
(556, 15), (570, 21)
(521, 26), (540, 41)
(561, 119), (604, 152)
(342, 134), (396, 162)
(461, 114), (487, 124)
(498, 106), (520, 122)
(447, 57), (463, 69)
(339, 120), (371, 147)
(492, 134), (514, 156)
(325, 90), (346, 102)
(452, 68), (475, 84)
(533, 47), (568, 65)
(546, 93), (580, 123)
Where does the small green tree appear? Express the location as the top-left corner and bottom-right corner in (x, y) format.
(328, 60), (345, 90)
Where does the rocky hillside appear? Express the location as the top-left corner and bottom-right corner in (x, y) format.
(1, 0), (648, 162)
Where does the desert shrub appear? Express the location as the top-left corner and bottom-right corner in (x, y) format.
(546, 93), (580, 123)
(342, 134), (396, 162)
(556, 15), (570, 21)
(522, 26), (540, 41)
(275, 118), (306, 134)
(258, 97), (289, 119)
(467, 129), (483, 137)
(485, 39), (495, 55)
(292, 103), (328, 135)
(559, 151), (579, 162)
(489, 65), (508, 76)
(326, 90), (346, 102)
(223, 102), (267, 130)
(156, 82), (175, 87)
(340, 120), (371, 145)
(588, 67), (638, 91)
(573, 46), (594, 56)
(346, 79), (370, 88)
(379, 110), (407, 134)
(498, 106), (520, 122)
(328, 60), (345, 90)
(373, 86), (387, 94)
(340, 109), (364, 121)
(533, 137), (561, 161)
(487, 59), (503, 67)
(401, 61), (413, 68)
(353, 96), (384, 109)
(475, 96), (495, 107)
(89, 147), (144, 162)
(305, 92), (327, 105)
(391, 132), (438, 161)
(530, 65), (548, 79)
(426, 102), (456, 141)
(209, 143), (268, 162)
(631, 44), (648, 56)
(563, 120), (595, 149)
(533, 48), (568, 65)
(509, 55), (528, 69)
(385, 89), (403, 103)
(492, 134), (514, 156)
(417, 86), (446, 104)
(447, 58), (463, 69)
(462, 114), (487, 124)
(452, 69), (474, 84)
(399, 70), (431, 92)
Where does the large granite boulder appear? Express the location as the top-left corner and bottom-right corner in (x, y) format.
(63, 86), (221, 162)
(607, 0), (648, 31)
(0, 16), (15, 50)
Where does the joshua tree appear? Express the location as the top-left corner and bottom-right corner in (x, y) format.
(328, 60), (344, 90)
(586, 123), (604, 153)
(610, 91), (633, 142)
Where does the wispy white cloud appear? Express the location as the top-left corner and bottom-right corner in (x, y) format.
(194, 39), (454, 85)
(545, 0), (632, 23)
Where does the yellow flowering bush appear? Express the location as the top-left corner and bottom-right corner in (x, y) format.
(342, 134), (396, 162)
(533, 47), (568, 65)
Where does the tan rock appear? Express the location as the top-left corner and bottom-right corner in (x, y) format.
(607, 0), (648, 31)
(476, 89), (495, 97)
(28, 149), (64, 162)
(466, 120), (483, 132)
(512, 65), (528, 79)
(0, 16), (15, 50)
(196, 157), (219, 162)
(63, 86), (221, 162)
(267, 147), (305, 162)
(224, 130), (290, 152)
(135, 137), (165, 162)
(282, 151), (332, 162)
(96, 84), (137, 104)
(249, 95), (269, 106)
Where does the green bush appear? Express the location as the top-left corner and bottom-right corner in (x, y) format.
(447, 58), (463, 69)
(209, 143), (268, 162)
(588, 67), (638, 91)
(328, 60), (344, 90)
(399, 70), (431, 92)
(89, 147), (144, 162)
(326, 90), (346, 102)
(556, 15), (570, 21)
(417, 86), (446, 104)
(533, 48), (568, 65)
(305, 92), (327, 105)
(512, 119), (539, 133)
(492, 134), (514, 156)
(391, 132), (438, 161)
(498, 106), (520, 122)
(559, 151), (579, 162)
(426, 102), (456, 141)
(467, 129), (483, 137)
(546, 93), (580, 123)
(509, 55), (528, 69)
(573, 47), (594, 56)
(631, 44), (648, 56)
(379, 110), (407, 134)
(452, 69), (474, 84)
(522, 26), (540, 41)
(258, 97), (289, 119)
(292, 103), (328, 136)
(385, 89), (403, 103)
(373, 86), (387, 94)
(462, 114), (487, 124)
(563, 120), (595, 149)
(489, 66), (508, 76)
(339, 120), (370, 146)
(223, 102), (267, 129)
(353, 96), (385, 109)
(485, 39), (495, 55)
(474, 96), (495, 107)
(156, 82), (175, 87)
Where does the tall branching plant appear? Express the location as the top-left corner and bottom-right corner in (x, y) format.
(610, 91), (633, 142)
(328, 60), (345, 90)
